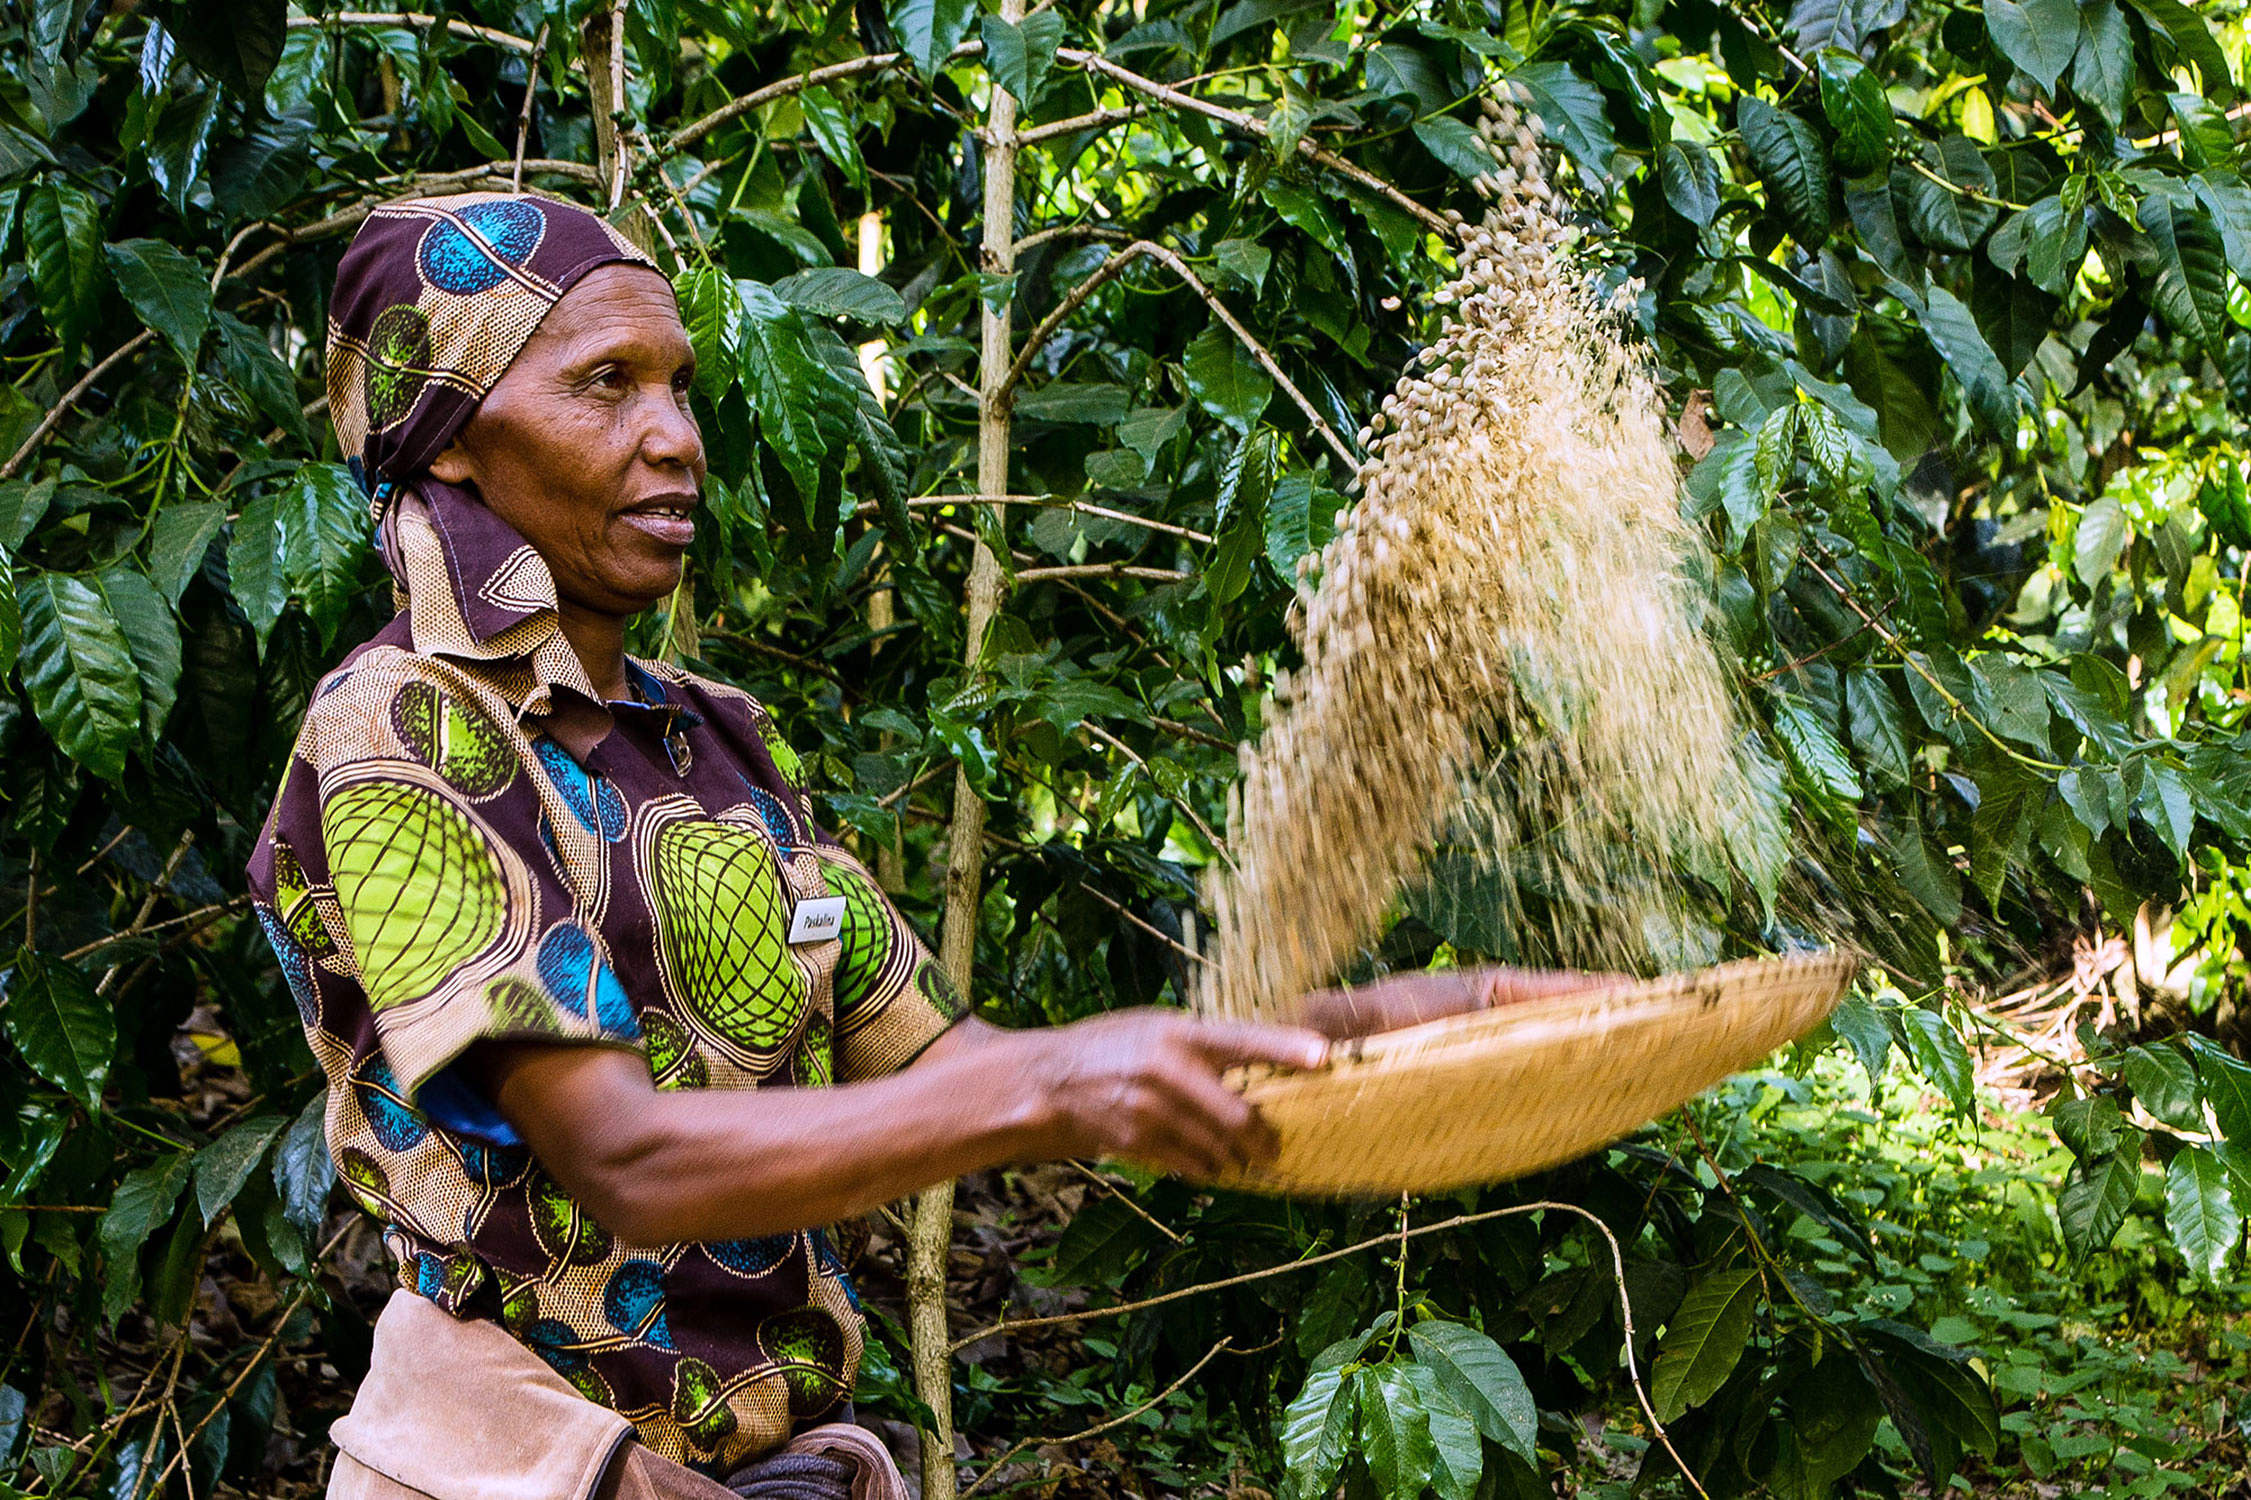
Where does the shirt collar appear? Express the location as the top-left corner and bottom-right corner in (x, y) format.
(384, 480), (699, 752)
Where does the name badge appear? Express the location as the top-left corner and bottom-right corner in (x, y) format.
(788, 895), (847, 946)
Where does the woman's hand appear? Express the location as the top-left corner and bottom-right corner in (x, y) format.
(1297, 966), (1627, 1040)
(1003, 1010), (1329, 1179)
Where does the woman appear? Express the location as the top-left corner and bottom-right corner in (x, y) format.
(250, 192), (1582, 1500)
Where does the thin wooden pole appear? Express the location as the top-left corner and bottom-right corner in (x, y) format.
(910, 15), (1023, 1498)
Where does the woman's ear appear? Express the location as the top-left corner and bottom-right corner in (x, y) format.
(427, 439), (475, 487)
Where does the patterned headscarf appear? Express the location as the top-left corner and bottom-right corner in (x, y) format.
(325, 192), (655, 501)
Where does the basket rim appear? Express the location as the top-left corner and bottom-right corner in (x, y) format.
(1249, 950), (1859, 1081)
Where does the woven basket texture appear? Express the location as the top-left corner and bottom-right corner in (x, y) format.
(1213, 953), (1856, 1197)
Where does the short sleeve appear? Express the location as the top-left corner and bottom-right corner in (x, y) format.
(817, 846), (965, 1081)
(288, 662), (644, 1098)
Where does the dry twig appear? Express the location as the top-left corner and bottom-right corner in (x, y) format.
(995, 239), (1357, 470)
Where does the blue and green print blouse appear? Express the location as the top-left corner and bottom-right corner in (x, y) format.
(247, 480), (961, 1474)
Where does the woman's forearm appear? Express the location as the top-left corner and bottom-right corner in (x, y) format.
(482, 1026), (1054, 1243)
(476, 1008), (1327, 1245)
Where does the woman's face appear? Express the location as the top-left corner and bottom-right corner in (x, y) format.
(428, 264), (706, 618)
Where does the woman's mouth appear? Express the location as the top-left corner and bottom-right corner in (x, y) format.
(620, 497), (697, 548)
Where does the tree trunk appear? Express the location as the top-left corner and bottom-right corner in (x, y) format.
(860, 209), (907, 893)
(580, 0), (652, 248)
(910, 21), (1023, 1500)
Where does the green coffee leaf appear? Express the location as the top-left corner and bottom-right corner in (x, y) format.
(2166, 91), (2235, 170)
(1401, 1363), (1483, 1500)
(1969, 655), (2050, 753)
(2121, 0), (2235, 101)
(1214, 238), (1271, 294)
(1900, 1004), (1975, 1116)
(226, 489), (288, 651)
(0, 1384), (23, 1466)
(192, 1116), (288, 1227)
(1920, 284), (2019, 436)
(1884, 816), (1962, 924)
(1651, 1268), (1757, 1422)
(1774, 696), (1860, 810)
(2164, 1146), (2239, 1280)
(2056, 767), (2111, 839)
(2072, 0), (2132, 120)
(2051, 1094), (2125, 1161)
(1828, 992), (1891, 1082)
(1984, 0), (2080, 93)
(88, 565), (180, 745)
(213, 114), (315, 220)
(796, 85), (863, 188)
(994, 9), (1062, 106)
(1266, 472), (1339, 577)
(1752, 400), (1799, 502)
(1789, 1354), (1883, 1486)
(1509, 61), (1615, 187)
(1294, 1263), (1374, 1358)
(2186, 1034), (2251, 1143)
(888, 0), (977, 79)
(271, 1087), (332, 1248)
(147, 85), (220, 214)
(0, 555), (20, 681)
(1871, 1335), (2001, 1484)
(1355, 1364), (1436, 1500)
(1184, 324), (1272, 435)
(1844, 668), (1911, 791)
(103, 239), (211, 368)
(773, 268), (907, 326)
(271, 462), (370, 649)
(2216, 1142), (2251, 1204)
(1015, 383), (1131, 425)
(1413, 116), (1493, 179)
(22, 181), (103, 359)
(1408, 1319), (1538, 1461)
(213, 312), (309, 447)
(1215, 427), (1278, 529)
(1263, 181), (1351, 275)
(100, 1152), (189, 1325)
(1661, 140), (1720, 226)
(148, 500), (227, 606)
(2073, 496), (2129, 586)
(1816, 50), (1892, 177)
(2059, 1137), (2141, 1259)
(1280, 1364), (1354, 1500)
(2139, 192), (2230, 354)
(678, 265), (743, 401)
(155, 0), (288, 97)
(2122, 1044), (2203, 1131)
(1737, 97), (1830, 246)
(1904, 138), (1997, 251)
(4, 951), (113, 1112)
(18, 571), (144, 781)
(1742, 1164), (1877, 1264)
(2019, 196), (2089, 296)
(737, 280), (833, 499)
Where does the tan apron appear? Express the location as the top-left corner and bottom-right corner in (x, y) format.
(327, 1290), (909, 1500)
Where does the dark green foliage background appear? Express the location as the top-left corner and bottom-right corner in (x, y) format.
(0, 0), (2246, 1493)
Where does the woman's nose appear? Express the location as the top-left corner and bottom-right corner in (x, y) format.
(642, 386), (705, 471)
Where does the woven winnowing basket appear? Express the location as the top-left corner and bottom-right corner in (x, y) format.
(1213, 953), (1856, 1197)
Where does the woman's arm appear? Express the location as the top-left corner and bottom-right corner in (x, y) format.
(462, 1010), (1327, 1245)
